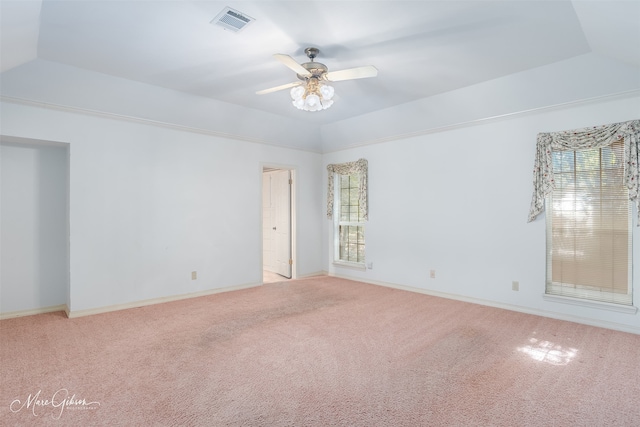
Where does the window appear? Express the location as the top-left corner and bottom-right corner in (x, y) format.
(546, 140), (632, 305)
(326, 159), (368, 267)
(336, 173), (365, 264)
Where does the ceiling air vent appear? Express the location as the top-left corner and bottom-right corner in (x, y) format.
(211, 7), (255, 32)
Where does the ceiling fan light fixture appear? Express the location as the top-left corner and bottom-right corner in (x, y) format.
(259, 47), (376, 112)
(291, 78), (335, 112)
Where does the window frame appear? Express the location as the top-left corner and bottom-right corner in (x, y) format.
(545, 143), (634, 308)
(332, 172), (366, 269)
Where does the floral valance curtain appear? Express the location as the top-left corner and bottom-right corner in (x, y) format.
(528, 119), (640, 224)
(327, 158), (368, 220)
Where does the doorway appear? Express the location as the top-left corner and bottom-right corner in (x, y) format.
(1, 136), (70, 314)
(262, 167), (294, 283)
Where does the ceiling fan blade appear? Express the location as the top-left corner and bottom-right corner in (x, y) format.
(325, 65), (378, 82)
(273, 54), (311, 77)
(256, 81), (302, 95)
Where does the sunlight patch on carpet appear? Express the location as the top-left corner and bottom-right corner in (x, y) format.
(518, 337), (578, 365)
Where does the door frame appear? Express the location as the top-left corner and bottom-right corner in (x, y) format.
(260, 163), (296, 281)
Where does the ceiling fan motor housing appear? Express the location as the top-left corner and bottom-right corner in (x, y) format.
(298, 62), (328, 80)
(296, 47), (327, 80)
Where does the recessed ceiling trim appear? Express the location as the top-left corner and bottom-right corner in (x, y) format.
(211, 7), (254, 32)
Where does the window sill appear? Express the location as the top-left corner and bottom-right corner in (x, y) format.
(543, 294), (638, 314)
(332, 261), (366, 271)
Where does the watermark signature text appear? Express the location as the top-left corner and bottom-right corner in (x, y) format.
(10, 388), (100, 419)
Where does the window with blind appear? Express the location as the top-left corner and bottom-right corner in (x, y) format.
(335, 173), (365, 265)
(546, 139), (632, 305)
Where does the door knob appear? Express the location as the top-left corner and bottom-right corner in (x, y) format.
(272, 227), (277, 230)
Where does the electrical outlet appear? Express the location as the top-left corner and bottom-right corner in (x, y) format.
(367, 262), (373, 269)
(430, 270), (436, 279)
(512, 281), (519, 291)
(191, 271), (197, 280)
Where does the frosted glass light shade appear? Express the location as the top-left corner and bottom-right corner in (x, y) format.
(291, 80), (335, 111)
(290, 86), (305, 100)
(305, 94), (320, 107)
(320, 84), (334, 100)
(321, 99), (333, 109)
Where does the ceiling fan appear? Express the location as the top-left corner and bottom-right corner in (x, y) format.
(256, 47), (378, 111)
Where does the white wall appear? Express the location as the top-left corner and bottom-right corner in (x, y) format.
(0, 101), (324, 314)
(1, 139), (69, 313)
(323, 94), (640, 333)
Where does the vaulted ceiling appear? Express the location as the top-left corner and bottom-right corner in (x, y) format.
(2, 1), (639, 150)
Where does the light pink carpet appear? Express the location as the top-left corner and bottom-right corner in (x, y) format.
(1, 276), (639, 426)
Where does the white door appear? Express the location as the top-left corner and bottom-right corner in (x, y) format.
(262, 174), (276, 273)
(273, 170), (292, 278)
(262, 169), (292, 278)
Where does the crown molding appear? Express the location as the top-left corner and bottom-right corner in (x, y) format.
(323, 89), (640, 153)
(4, 90), (638, 155)
(0, 95), (322, 154)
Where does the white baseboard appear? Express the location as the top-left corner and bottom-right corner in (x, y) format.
(0, 304), (68, 320)
(2, 276), (319, 321)
(329, 273), (640, 336)
(297, 270), (328, 279)
(66, 282), (263, 318)
(7, 275), (636, 335)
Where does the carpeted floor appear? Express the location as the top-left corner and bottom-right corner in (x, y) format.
(1, 276), (639, 426)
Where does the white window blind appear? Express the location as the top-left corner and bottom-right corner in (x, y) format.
(546, 140), (632, 305)
(337, 174), (365, 264)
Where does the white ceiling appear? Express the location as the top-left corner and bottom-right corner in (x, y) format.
(1, 0), (639, 128)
